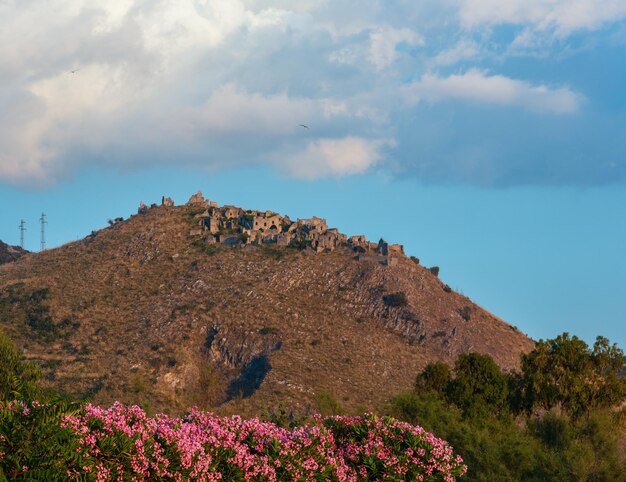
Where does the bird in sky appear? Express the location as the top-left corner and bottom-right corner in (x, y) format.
(298, 124), (309, 129)
(69, 69), (80, 74)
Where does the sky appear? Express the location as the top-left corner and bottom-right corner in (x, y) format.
(0, 0), (625, 349)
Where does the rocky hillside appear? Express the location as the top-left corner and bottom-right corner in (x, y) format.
(0, 240), (28, 265)
(0, 196), (534, 417)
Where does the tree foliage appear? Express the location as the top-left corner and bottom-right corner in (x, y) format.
(416, 361), (451, 395)
(448, 353), (510, 417)
(0, 330), (42, 401)
(390, 332), (626, 481)
(520, 333), (626, 417)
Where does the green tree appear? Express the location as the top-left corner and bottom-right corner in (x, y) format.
(0, 330), (42, 401)
(521, 333), (625, 417)
(391, 332), (626, 481)
(590, 336), (626, 409)
(447, 353), (509, 418)
(416, 361), (452, 395)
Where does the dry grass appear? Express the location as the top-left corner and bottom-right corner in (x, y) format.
(0, 204), (534, 416)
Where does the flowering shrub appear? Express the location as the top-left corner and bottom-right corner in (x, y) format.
(323, 415), (466, 481)
(0, 398), (84, 480)
(1, 400), (466, 481)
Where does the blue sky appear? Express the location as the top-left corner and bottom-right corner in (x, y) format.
(1, 1), (625, 349)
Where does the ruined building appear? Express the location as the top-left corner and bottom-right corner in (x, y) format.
(137, 191), (406, 265)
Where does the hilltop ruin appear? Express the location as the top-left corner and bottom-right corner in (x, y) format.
(139, 191), (405, 266)
(0, 190), (534, 416)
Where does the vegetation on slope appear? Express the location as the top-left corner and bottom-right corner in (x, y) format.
(1, 327), (624, 481)
(1, 204), (622, 480)
(0, 241), (27, 265)
(0, 330), (466, 481)
(388, 333), (626, 481)
(0, 204), (534, 416)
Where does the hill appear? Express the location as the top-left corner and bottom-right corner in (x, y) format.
(0, 193), (534, 416)
(0, 240), (28, 265)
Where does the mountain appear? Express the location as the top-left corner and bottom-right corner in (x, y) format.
(0, 193), (534, 416)
(0, 240), (28, 265)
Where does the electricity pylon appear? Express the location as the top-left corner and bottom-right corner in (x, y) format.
(19, 219), (26, 249)
(39, 212), (47, 251)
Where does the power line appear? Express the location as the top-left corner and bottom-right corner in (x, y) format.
(39, 212), (47, 251)
(19, 219), (26, 249)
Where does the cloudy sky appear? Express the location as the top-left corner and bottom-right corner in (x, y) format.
(1, 0), (625, 347)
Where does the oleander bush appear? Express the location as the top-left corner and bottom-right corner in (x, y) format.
(1, 400), (466, 481)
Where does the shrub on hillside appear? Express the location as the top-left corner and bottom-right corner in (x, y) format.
(383, 292), (408, 307)
(315, 390), (342, 416)
(191, 238), (217, 255)
(457, 306), (472, 322)
(388, 389), (626, 482)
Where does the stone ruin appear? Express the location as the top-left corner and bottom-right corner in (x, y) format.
(187, 191), (209, 207)
(137, 191), (406, 266)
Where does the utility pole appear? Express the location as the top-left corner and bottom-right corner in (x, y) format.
(39, 212), (47, 251)
(19, 219), (26, 249)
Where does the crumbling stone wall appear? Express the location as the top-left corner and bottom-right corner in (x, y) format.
(181, 193), (409, 265)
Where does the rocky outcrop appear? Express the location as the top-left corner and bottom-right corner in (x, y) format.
(0, 240), (28, 265)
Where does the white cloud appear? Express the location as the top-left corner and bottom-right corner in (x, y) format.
(189, 84), (318, 136)
(0, 0), (622, 187)
(368, 26), (424, 70)
(432, 39), (479, 66)
(273, 137), (392, 179)
(0, 0), (417, 186)
(134, 0), (250, 54)
(408, 70), (583, 114)
(458, 0), (626, 36)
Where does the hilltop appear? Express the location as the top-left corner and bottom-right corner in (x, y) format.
(0, 192), (534, 416)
